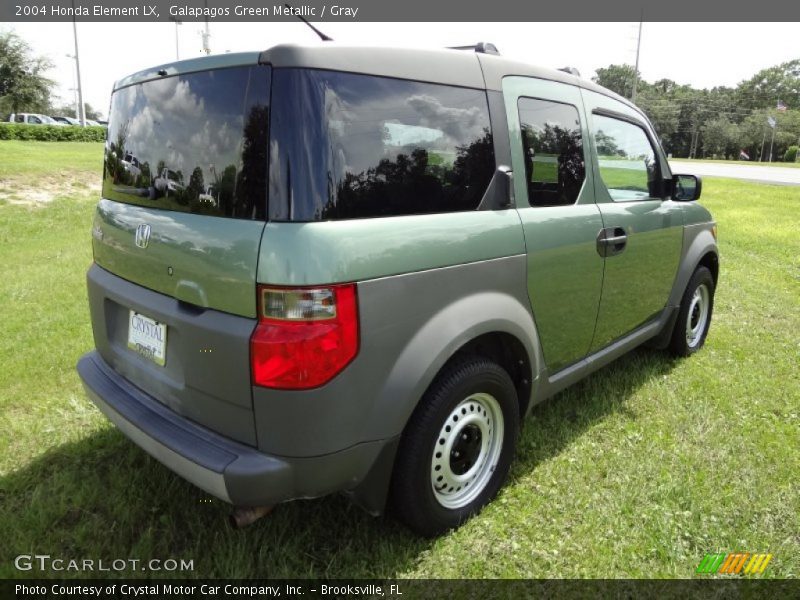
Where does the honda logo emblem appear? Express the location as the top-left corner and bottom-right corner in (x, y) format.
(135, 224), (151, 249)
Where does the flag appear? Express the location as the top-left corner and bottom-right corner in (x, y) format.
(777, 100), (787, 112)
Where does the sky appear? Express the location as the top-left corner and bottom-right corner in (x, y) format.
(3, 21), (799, 119)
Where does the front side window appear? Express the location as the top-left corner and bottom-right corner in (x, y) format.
(518, 97), (585, 207)
(269, 69), (495, 221)
(593, 114), (661, 201)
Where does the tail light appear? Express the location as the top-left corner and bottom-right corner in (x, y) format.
(250, 284), (359, 389)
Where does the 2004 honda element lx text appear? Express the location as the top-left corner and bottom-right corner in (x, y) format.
(78, 43), (718, 536)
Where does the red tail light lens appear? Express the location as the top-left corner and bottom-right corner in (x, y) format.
(250, 284), (359, 389)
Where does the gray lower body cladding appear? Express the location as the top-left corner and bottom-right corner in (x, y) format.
(78, 351), (393, 507)
(86, 264), (257, 445)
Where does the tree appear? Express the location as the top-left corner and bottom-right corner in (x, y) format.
(701, 117), (739, 158)
(735, 59), (800, 112)
(592, 64), (642, 99)
(592, 58), (800, 159)
(0, 30), (54, 114)
(53, 101), (103, 120)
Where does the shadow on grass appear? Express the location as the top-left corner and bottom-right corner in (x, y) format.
(511, 347), (679, 484)
(0, 349), (677, 579)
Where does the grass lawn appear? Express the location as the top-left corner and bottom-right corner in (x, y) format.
(671, 157), (800, 169)
(0, 141), (104, 204)
(0, 141), (798, 579)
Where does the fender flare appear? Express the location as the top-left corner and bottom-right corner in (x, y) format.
(362, 290), (543, 440)
(668, 228), (718, 308)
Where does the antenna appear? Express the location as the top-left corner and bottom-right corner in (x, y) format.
(448, 42), (500, 55)
(631, 17), (643, 101)
(558, 67), (581, 77)
(284, 3), (333, 41)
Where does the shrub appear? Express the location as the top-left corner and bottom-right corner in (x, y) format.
(0, 123), (106, 142)
(784, 146), (799, 163)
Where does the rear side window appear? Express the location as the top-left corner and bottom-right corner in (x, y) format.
(103, 65), (270, 219)
(269, 69), (495, 221)
(592, 114), (661, 201)
(518, 97), (585, 207)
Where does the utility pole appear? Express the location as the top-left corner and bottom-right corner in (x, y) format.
(171, 17), (182, 60)
(631, 18), (643, 102)
(768, 123), (776, 163)
(70, 0), (86, 126)
(201, 0), (211, 55)
(766, 114), (777, 163)
(65, 53), (79, 120)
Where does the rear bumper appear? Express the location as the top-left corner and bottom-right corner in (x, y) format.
(77, 351), (393, 507)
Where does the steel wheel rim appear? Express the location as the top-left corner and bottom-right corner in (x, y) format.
(430, 392), (505, 509)
(686, 283), (710, 348)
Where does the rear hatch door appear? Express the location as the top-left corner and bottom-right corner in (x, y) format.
(89, 60), (270, 445)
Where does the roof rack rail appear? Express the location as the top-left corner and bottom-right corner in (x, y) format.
(447, 42), (500, 55)
(558, 66), (581, 77)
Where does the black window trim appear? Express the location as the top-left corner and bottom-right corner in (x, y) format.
(591, 107), (666, 201)
(517, 94), (587, 209)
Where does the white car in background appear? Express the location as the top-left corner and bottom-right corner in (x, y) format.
(51, 115), (81, 125)
(7, 113), (66, 125)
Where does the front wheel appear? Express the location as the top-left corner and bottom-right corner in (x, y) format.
(669, 266), (715, 357)
(390, 356), (519, 537)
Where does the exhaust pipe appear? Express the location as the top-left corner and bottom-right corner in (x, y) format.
(229, 505), (274, 528)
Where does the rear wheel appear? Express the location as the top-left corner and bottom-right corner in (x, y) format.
(390, 356), (519, 537)
(669, 266), (715, 357)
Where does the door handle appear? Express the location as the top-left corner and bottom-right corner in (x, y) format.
(596, 227), (628, 257)
(601, 234), (627, 246)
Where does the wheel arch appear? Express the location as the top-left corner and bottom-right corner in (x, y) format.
(446, 331), (534, 422)
(348, 291), (542, 515)
(370, 291), (542, 438)
(668, 226), (719, 308)
(697, 249), (719, 286)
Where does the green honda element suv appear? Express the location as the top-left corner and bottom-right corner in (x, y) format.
(77, 43), (718, 536)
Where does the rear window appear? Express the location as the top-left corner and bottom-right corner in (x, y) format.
(268, 69), (495, 221)
(103, 65), (270, 219)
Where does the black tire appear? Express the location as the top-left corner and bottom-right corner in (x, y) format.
(668, 266), (715, 357)
(389, 356), (519, 537)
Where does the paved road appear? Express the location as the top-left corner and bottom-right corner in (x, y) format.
(669, 160), (800, 186)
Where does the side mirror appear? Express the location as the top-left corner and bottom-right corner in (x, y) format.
(477, 165), (515, 210)
(671, 174), (702, 202)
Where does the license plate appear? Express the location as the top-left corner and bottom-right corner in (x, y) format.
(127, 310), (167, 366)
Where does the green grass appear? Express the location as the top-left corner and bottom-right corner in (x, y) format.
(0, 141), (104, 205)
(0, 141), (104, 179)
(596, 160), (650, 193)
(671, 157), (800, 168)
(0, 144), (798, 578)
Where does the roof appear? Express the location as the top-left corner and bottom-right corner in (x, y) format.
(257, 44), (639, 112)
(113, 43), (639, 116)
(113, 52), (262, 90)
